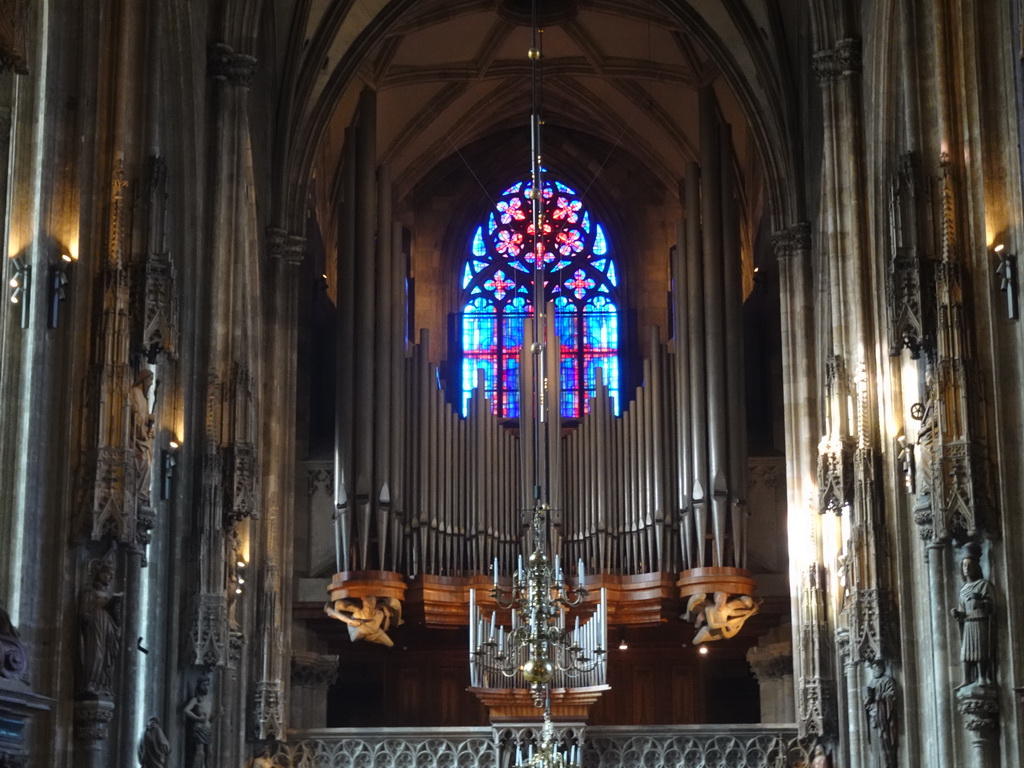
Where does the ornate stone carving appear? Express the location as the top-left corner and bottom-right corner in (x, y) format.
(291, 652), (339, 689)
(224, 441), (258, 524)
(863, 660), (897, 768)
(136, 156), (179, 361)
(325, 596), (403, 646)
(77, 549), (122, 698)
(88, 447), (134, 542)
(252, 679), (284, 741)
(0, 604), (27, 684)
(267, 227), (307, 265)
(848, 588), (894, 664)
(886, 152), (935, 358)
(812, 39), (861, 83)
(0, 0), (30, 74)
(955, 686), (998, 733)
(771, 221), (811, 260)
(797, 563), (836, 738)
(818, 356), (855, 515)
(207, 43), (257, 86)
(189, 594), (228, 667)
(184, 675), (213, 768)
(73, 698), (115, 741)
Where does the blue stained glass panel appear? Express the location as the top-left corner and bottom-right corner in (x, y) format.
(472, 227), (486, 256)
(593, 223), (607, 255)
(462, 264), (472, 288)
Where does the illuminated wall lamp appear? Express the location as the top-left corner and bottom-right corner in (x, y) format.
(994, 244), (1019, 320)
(160, 440), (180, 500)
(8, 257), (30, 328)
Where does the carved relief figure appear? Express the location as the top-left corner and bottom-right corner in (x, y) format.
(0, 601), (28, 683)
(138, 716), (171, 768)
(325, 596), (403, 647)
(249, 743), (275, 768)
(864, 660), (897, 768)
(809, 744), (831, 768)
(131, 369), (156, 507)
(184, 674), (213, 768)
(911, 368), (935, 518)
(686, 591), (761, 644)
(78, 553), (122, 696)
(951, 550), (995, 689)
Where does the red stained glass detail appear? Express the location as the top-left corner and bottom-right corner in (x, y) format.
(484, 270), (516, 300)
(496, 197), (527, 224)
(495, 228), (523, 256)
(564, 269), (595, 299)
(556, 229), (584, 256)
(552, 197), (582, 224)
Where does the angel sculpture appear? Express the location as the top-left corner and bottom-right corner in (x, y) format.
(325, 595), (403, 647)
(685, 591), (761, 644)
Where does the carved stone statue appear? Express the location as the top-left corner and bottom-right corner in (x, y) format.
(131, 369), (156, 507)
(810, 744), (831, 768)
(0, 600), (28, 684)
(685, 591), (761, 644)
(184, 674), (213, 768)
(138, 716), (171, 768)
(249, 743), (275, 768)
(951, 549), (995, 690)
(911, 368), (935, 522)
(325, 596), (403, 647)
(864, 660), (897, 768)
(77, 552), (122, 696)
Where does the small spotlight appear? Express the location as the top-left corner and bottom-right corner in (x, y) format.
(62, 253), (73, 262)
(237, 577), (245, 584)
(698, 645), (709, 655)
(169, 440), (180, 450)
(995, 244), (1005, 253)
(618, 639), (628, 650)
(8, 277), (17, 288)
(237, 560), (246, 569)
(235, 587), (243, 595)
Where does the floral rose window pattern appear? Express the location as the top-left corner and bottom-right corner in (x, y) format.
(460, 176), (620, 418)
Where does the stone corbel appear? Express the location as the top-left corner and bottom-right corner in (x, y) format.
(291, 653), (339, 691)
(207, 43), (257, 87)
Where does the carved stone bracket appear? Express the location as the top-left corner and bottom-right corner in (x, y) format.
(267, 227), (307, 266)
(73, 698), (115, 742)
(189, 593), (229, 667)
(956, 686), (998, 734)
(87, 447), (136, 544)
(207, 43), (257, 86)
(798, 677), (837, 739)
(771, 221), (811, 260)
(937, 440), (987, 541)
(812, 38), (862, 83)
(848, 588), (895, 663)
(253, 680), (284, 741)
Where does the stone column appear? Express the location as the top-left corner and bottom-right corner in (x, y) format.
(746, 626), (794, 723)
(289, 653), (338, 730)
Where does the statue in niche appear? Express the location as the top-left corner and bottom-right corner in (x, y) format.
(864, 660), (897, 768)
(138, 716), (171, 768)
(77, 550), (122, 696)
(184, 674), (213, 768)
(910, 367), (935, 519)
(130, 369), (156, 508)
(0, 600), (28, 683)
(685, 592), (761, 644)
(248, 743), (276, 768)
(951, 547), (995, 690)
(809, 744), (831, 768)
(325, 596), (403, 647)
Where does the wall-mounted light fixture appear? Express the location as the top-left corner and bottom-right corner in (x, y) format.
(160, 440), (180, 500)
(49, 251), (78, 328)
(994, 244), (1019, 320)
(8, 257), (30, 328)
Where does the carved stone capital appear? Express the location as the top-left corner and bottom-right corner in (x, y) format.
(207, 43), (257, 86)
(189, 593), (228, 667)
(267, 227), (307, 265)
(253, 680), (284, 741)
(73, 698), (115, 741)
(812, 38), (861, 83)
(746, 646), (793, 683)
(771, 221), (811, 260)
(291, 652), (339, 689)
(956, 686), (998, 733)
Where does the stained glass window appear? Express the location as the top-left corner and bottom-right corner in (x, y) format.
(460, 175), (620, 418)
